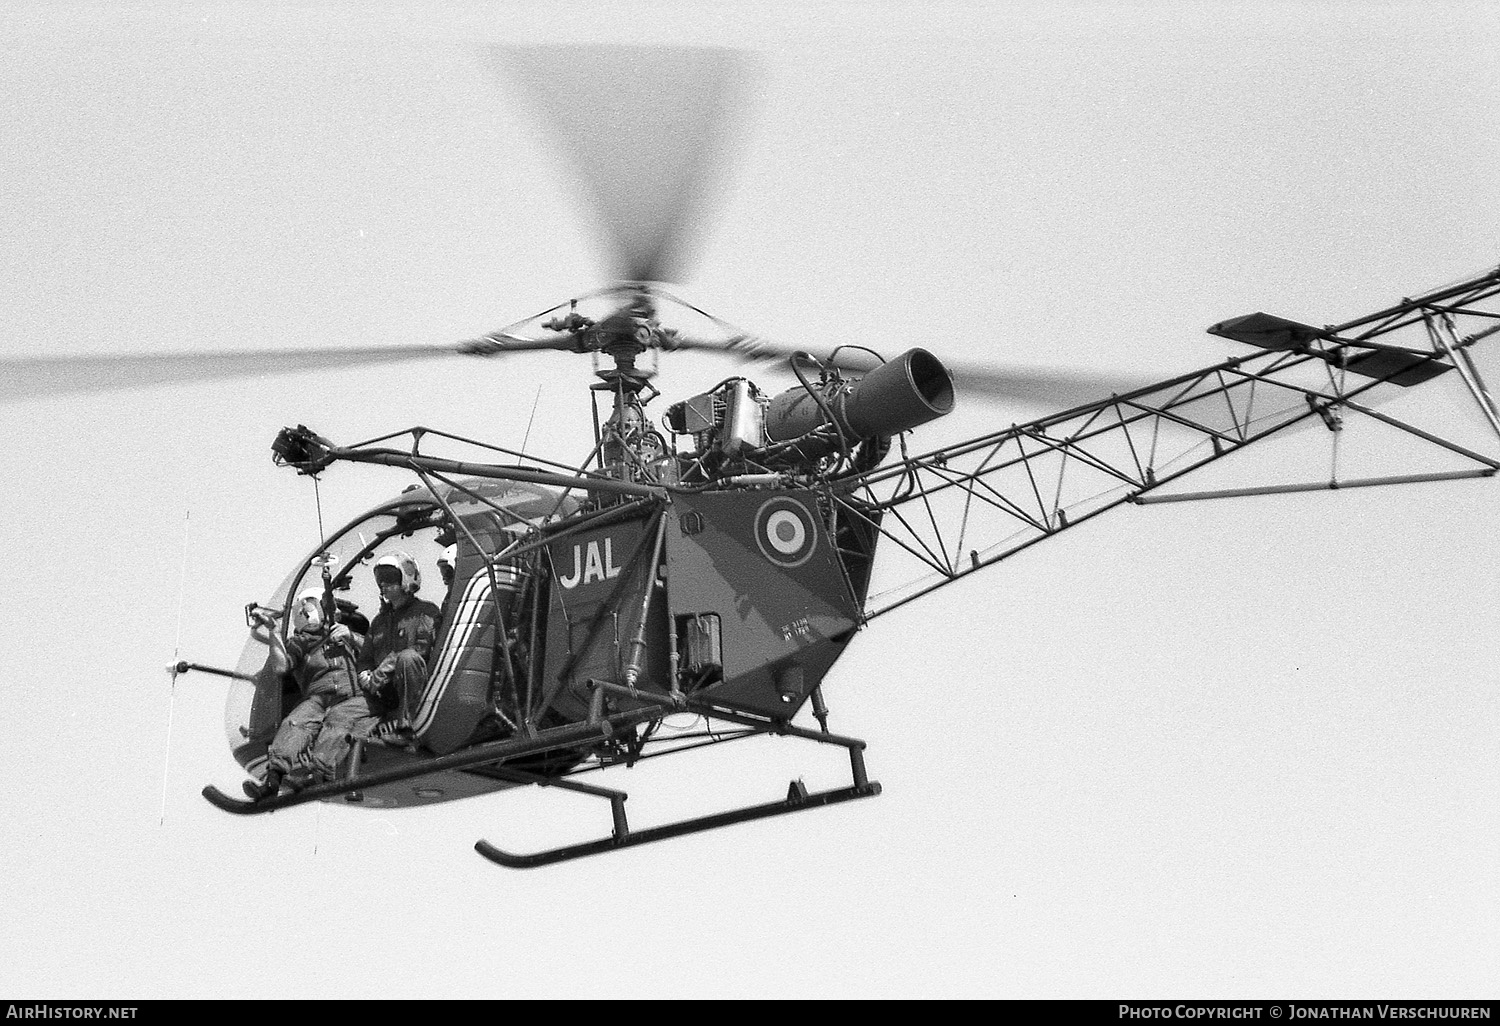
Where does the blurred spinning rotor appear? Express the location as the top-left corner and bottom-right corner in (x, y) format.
(0, 44), (1160, 408)
(493, 44), (755, 286)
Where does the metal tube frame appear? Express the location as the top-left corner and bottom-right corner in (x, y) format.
(834, 268), (1500, 620)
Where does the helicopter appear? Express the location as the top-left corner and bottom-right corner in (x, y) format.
(12, 45), (1500, 869)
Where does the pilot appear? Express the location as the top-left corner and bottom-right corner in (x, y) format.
(244, 588), (365, 800)
(437, 544), (457, 592)
(358, 550), (442, 727)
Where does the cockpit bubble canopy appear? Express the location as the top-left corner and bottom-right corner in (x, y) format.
(225, 479), (578, 751)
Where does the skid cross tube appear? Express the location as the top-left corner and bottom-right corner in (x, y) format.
(474, 684), (880, 868)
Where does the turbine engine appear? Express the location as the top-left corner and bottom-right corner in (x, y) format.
(666, 348), (955, 473)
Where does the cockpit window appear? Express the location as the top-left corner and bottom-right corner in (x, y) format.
(232, 499), (452, 679)
(293, 500), (452, 634)
(231, 479), (574, 680)
(223, 479), (574, 763)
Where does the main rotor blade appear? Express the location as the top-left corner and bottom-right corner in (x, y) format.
(493, 45), (756, 284)
(0, 333), (574, 405)
(664, 333), (1165, 408)
(926, 359), (1170, 408)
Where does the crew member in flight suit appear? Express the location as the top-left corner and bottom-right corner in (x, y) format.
(358, 550), (442, 727)
(244, 588), (364, 800)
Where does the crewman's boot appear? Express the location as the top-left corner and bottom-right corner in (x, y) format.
(243, 768), (283, 801)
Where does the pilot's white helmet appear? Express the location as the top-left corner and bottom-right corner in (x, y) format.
(438, 544), (457, 570)
(293, 588), (326, 623)
(374, 550), (422, 594)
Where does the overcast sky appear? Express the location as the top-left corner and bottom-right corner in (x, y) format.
(2, 1), (1498, 999)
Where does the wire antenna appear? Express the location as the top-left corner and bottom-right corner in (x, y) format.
(312, 475), (326, 545)
(521, 384), (544, 456)
(161, 509), (191, 825)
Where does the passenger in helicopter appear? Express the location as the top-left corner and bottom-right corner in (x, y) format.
(243, 589), (367, 800)
(358, 550), (442, 729)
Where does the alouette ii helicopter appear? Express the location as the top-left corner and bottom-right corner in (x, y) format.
(15, 46), (1500, 868)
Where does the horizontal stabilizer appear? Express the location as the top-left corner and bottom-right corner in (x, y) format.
(1207, 312), (1326, 349)
(1209, 312), (1451, 386)
(1341, 347), (1451, 387)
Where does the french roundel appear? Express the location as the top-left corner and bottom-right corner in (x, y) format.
(753, 497), (818, 567)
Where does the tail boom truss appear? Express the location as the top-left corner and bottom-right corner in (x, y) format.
(838, 266), (1500, 619)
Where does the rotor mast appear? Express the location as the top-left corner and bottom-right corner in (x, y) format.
(561, 288), (668, 489)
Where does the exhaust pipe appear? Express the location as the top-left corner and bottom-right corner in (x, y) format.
(764, 348), (955, 443)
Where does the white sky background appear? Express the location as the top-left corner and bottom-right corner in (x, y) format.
(2, 0), (1499, 999)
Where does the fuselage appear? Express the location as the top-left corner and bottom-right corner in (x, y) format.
(226, 477), (879, 808)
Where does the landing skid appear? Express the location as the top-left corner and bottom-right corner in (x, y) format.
(201, 707), (662, 814)
(476, 777), (881, 868)
(476, 712), (881, 868)
(204, 689), (883, 868)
